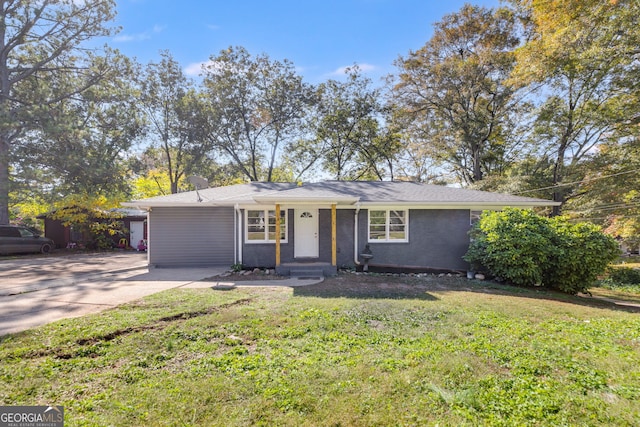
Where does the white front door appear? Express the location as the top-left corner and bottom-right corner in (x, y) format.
(294, 208), (319, 258)
(129, 221), (144, 249)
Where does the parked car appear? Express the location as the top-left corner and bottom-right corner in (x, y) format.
(0, 225), (55, 255)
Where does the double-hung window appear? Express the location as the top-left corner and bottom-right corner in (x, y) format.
(246, 209), (287, 243)
(368, 209), (408, 242)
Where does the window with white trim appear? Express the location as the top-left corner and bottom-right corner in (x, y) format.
(368, 209), (408, 242)
(246, 209), (287, 243)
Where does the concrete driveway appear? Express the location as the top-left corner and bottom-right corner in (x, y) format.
(0, 252), (227, 336)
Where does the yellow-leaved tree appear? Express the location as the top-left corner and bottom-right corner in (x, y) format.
(51, 194), (126, 250)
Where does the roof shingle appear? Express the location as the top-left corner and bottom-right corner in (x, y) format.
(123, 181), (558, 208)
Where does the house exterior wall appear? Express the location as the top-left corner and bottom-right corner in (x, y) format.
(334, 209), (356, 267)
(148, 207), (234, 267)
(241, 209), (356, 268)
(356, 209), (471, 271)
(242, 209), (294, 267)
(239, 208), (469, 272)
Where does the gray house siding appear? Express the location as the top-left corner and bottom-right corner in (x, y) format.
(241, 208), (470, 271)
(242, 209), (355, 268)
(242, 209), (294, 268)
(357, 209), (471, 271)
(335, 209), (356, 267)
(148, 207), (234, 267)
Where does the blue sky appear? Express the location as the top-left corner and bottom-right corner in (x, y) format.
(110, 0), (500, 84)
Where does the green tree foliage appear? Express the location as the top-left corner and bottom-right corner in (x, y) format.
(201, 46), (314, 182)
(393, 5), (525, 185)
(465, 208), (619, 294)
(50, 194), (126, 250)
(385, 108), (447, 183)
(16, 52), (142, 198)
(508, 0), (640, 214)
(0, 0), (118, 224)
(139, 51), (211, 194)
(305, 66), (398, 181)
(566, 137), (640, 249)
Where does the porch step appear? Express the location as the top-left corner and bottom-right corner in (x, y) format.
(289, 268), (325, 279)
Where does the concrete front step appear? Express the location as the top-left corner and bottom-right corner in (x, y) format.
(289, 269), (325, 278)
(276, 263), (337, 277)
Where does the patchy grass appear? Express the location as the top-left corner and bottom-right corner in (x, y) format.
(590, 286), (640, 301)
(613, 255), (640, 270)
(1, 275), (639, 426)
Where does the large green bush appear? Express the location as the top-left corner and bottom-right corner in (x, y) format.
(464, 208), (620, 294)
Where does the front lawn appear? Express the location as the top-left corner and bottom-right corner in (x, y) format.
(1, 275), (639, 426)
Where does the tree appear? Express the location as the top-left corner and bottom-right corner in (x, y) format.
(569, 137), (640, 249)
(508, 0), (640, 214)
(0, 0), (118, 224)
(15, 52), (143, 198)
(393, 5), (524, 185)
(50, 193), (127, 250)
(201, 46), (314, 182)
(139, 51), (211, 194)
(310, 66), (395, 181)
(131, 169), (173, 200)
(385, 107), (448, 183)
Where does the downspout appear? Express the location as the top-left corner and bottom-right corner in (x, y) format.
(353, 203), (361, 266)
(235, 204), (242, 265)
(146, 207), (152, 268)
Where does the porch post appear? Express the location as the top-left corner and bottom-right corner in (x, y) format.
(331, 203), (337, 267)
(275, 204), (281, 267)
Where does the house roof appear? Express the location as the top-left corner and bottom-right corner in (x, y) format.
(123, 181), (559, 209)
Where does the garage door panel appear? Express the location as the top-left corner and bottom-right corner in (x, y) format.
(148, 207), (234, 267)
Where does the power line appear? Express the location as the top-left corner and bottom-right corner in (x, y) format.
(566, 202), (640, 214)
(513, 169), (639, 195)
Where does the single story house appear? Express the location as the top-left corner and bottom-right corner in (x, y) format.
(122, 181), (559, 276)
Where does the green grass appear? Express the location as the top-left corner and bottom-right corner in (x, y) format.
(613, 255), (640, 270)
(1, 275), (639, 426)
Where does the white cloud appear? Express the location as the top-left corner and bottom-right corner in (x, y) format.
(207, 24), (221, 31)
(184, 61), (207, 76)
(114, 33), (150, 42)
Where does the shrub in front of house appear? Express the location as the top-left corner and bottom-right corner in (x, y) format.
(604, 266), (640, 286)
(465, 208), (620, 294)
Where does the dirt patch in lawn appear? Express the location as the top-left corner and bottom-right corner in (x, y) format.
(299, 273), (640, 312)
(205, 270), (640, 311)
(296, 273), (479, 299)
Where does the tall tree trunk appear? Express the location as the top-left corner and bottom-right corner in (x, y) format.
(472, 142), (483, 182)
(551, 166), (564, 217)
(0, 138), (9, 224)
(551, 142), (568, 217)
